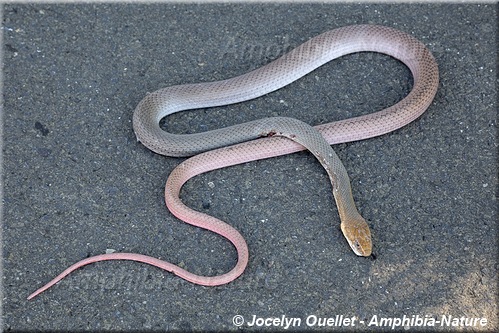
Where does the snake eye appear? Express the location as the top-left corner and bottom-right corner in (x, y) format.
(349, 239), (363, 255)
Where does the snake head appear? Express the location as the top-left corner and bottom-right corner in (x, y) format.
(340, 217), (372, 256)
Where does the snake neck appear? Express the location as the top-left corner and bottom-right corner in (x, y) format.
(331, 174), (372, 257)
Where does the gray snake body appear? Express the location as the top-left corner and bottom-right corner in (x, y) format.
(28, 25), (438, 299)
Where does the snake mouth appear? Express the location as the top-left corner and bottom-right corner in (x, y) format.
(348, 239), (372, 257)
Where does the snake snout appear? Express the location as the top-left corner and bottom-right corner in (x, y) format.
(348, 237), (372, 257)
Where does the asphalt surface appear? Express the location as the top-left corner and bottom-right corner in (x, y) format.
(2, 2), (497, 332)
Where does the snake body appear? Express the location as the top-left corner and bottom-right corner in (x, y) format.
(28, 25), (438, 299)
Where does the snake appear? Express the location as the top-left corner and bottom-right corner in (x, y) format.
(28, 24), (438, 299)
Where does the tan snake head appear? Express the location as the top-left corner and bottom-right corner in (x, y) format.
(340, 217), (372, 256)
